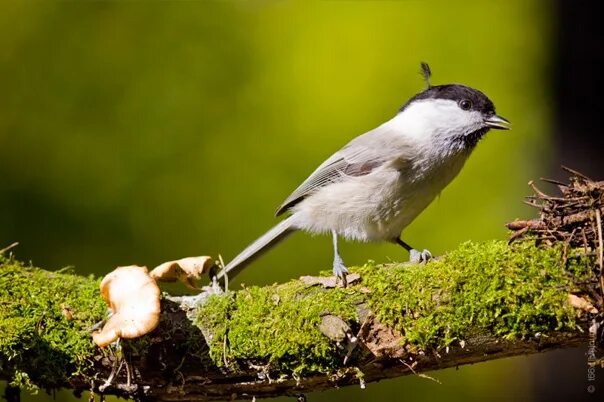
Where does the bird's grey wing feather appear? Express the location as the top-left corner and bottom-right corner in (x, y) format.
(275, 126), (403, 216)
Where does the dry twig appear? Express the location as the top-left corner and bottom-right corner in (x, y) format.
(506, 167), (604, 348)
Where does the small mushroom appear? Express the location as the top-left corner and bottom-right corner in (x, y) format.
(149, 256), (215, 290)
(92, 265), (161, 347)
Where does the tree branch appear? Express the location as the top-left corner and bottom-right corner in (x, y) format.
(0, 240), (600, 401)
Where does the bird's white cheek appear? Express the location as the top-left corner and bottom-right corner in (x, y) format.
(468, 110), (485, 128)
(391, 100), (483, 143)
(438, 110), (483, 139)
(394, 100), (459, 134)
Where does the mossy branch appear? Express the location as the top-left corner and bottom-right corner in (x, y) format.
(0, 241), (600, 401)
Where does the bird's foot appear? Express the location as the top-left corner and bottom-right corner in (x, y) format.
(333, 256), (349, 287)
(166, 283), (224, 309)
(210, 272), (224, 294)
(409, 249), (432, 264)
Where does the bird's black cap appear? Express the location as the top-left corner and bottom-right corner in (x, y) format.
(399, 84), (496, 116)
(399, 62), (496, 115)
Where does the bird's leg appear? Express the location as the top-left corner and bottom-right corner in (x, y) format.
(169, 264), (224, 309)
(209, 263), (225, 293)
(395, 237), (432, 263)
(332, 230), (349, 287)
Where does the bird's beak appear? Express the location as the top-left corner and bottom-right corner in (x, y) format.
(484, 114), (511, 130)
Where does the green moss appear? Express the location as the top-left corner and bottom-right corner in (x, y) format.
(196, 279), (362, 375)
(0, 255), (106, 388)
(9, 370), (37, 393)
(1, 240), (589, 388)
(358, 240), (585, 350)
(196, 240), (586, 377)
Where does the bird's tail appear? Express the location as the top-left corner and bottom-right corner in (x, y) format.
(216, 215), (296, 284)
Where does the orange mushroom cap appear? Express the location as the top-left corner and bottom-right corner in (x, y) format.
(149, 256), (215, 290)
(92, 265), (161, 347)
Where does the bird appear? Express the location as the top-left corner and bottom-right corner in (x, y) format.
(215, 63), (509, 287)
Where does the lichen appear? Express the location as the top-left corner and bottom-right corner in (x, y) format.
(0, 255), (106, 388)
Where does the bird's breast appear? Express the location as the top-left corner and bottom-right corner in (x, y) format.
(292, 149), (471, 242)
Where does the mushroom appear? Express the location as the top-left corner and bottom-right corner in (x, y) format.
(150, 256), (215, 290)
(92, 265), (161, 347)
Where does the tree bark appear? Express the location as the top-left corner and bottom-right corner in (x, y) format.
(0, 240), (600, 401)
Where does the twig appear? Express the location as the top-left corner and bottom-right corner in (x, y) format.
(223, 330), (229, 368)
(218, 254), (228, 292)
(507, 167), (604, 333)
(527, 180), (548, 198)
(540, 177), (569, 187)
(0, 242), (19, 254)
(562, 228), (577, 265)
(561, 165), (592, 181)
(400, 359), (441, 384)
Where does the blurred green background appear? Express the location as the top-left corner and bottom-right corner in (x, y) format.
(0, 0), (566, 401)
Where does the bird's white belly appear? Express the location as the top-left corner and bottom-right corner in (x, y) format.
(291, 152), (468, 242)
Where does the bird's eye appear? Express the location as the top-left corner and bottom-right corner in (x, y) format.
(459, 99), (472, 111)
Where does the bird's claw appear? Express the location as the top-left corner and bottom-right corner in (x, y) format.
(409, 249), (432, 264)
(210, 273), (224, 294)
(333, 257), (349, 287)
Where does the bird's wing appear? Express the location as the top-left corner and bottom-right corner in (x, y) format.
(275, 125), (407, 216)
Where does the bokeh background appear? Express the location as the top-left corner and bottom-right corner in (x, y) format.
(0, 1), (602, 401)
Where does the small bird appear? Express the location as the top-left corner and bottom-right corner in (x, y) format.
(216, 63), (509, 286)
